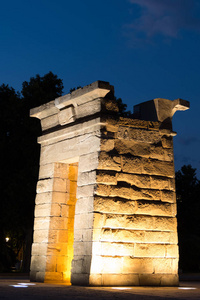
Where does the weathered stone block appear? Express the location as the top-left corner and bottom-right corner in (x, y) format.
(91, 256), (123, 274)
(150, 145), (173, 162)
(165, 244), (179, 258)
(71, 273), (90, 286)
(47, 230), (58, 244)
(36, 272), (46, 282)
(52, 192), (68, 204)
(161, 190), (176, 203)
(96, 184), (132, 199)
(130, 187), (161, 201)
(34, 217), (50, 230)
(153, 258), (178, 274)
(98, 152), (121, 171)
(100, 242), (134, 256)
(122, 156), (143, 174)
(117, 173), (151, 188)
(73, 241), (92, 256)
(57, 231), (68, 244)
(139, 274), (162, 286)
(160, 274), (179, 286)
(71, 255), (91, 274)
(136, 201), (173, 217)
(145, 231), (172, 244)
(44, 271), (64, 282)
(100, 228), (145, 243)
(88, 274), (102, 286)
(78, 171), (96, 186)
(67, 180), (77, 197)
(35, 192), (51, 204)
(161, 136), (173, 149)
(75, 197), (93, 214)
(39, 164), (54, 179)
(94, 196), (136, 214)
(123, 257), (153, 273)
(78, 152), (99, 173)
(134, 243), (166, 257)
(118, 127), (161, 143)
(41, 114), (59, 131)
(104, 214), (154, 230)
(76, 184), (95, 198)
(74, 229), (93, 242)
(31, 243), (47, 256)
(31, 256), (47, 272)
(153, 216), (177, 231)
(74, 213), (93, 230)
(96, 170), (117, 185)
(150, 176), (170, 190)
(143, 159), (174, 177)
(101, 274), (140, 286)
(118, 118), (149, 129)
(114, 139), (150, 157)
(58, 106), (75, 125)
(36, 178), (67, 193)
(68, 163), (78, 180)
(49, 217), (68, 230)
(35, 192), (67, 205)
(40, 134), (100, 165)
(93, 213), (105, 229)
(46, 243), (67, 256)
(76, 98), (101, 119)
(60, 204), (68, 217)
(100, 138), (115, 152)
(33, 230), (49, 243)
(45, 255), (57, 272)
(35, 203), (61, 217)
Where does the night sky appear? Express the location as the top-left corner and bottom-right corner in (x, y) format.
(1, 0), (200, 177)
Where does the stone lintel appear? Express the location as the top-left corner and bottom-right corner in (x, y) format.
(55, 80), (114, 109)
(30, 81), (113, 120)
(37, 117), (104, 145)
(30, 100), (59, 120)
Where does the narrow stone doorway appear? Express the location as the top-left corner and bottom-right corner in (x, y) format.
(45, 162), (78, 283)
(30, 162), (78, 283)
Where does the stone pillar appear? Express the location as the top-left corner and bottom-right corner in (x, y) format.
(30, 81), (189, 286)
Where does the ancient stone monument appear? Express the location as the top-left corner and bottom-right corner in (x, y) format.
(30, 81), (189, 286)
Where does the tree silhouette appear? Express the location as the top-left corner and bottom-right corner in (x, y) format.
(176, 165), (200, 272)
(0, 72), (64, 272)
(22, 71), (64, 109)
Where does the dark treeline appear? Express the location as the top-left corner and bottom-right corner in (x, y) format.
(0, 72), (64, 272)
(0, 72), (199, 273)
(176, 165), (200, 272)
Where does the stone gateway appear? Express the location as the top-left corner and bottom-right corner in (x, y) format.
(30, 81), (189, 286)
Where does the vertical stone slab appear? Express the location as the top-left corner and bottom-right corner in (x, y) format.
(70, 153), (99, 285)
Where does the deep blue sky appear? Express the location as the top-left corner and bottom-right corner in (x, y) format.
(1, 0), (200, 177)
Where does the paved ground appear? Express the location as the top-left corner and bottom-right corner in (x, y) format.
(0, 275), (199, 300)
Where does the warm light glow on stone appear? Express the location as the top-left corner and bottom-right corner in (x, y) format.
(30, 81), (189, 286)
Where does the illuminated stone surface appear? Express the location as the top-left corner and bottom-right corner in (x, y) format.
(30, 81), (189, 286)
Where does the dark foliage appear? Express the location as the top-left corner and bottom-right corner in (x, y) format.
(0, 72), (64, 272)
(115, 97), (132, 117)
(22, 71), (64, 109)
(176, 165), (200, 272)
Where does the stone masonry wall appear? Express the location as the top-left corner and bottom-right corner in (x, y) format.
(30, 81), (189, 286)
(89, 118), (178, 286)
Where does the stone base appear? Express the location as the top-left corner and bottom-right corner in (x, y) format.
(88, 274), (179, 287)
